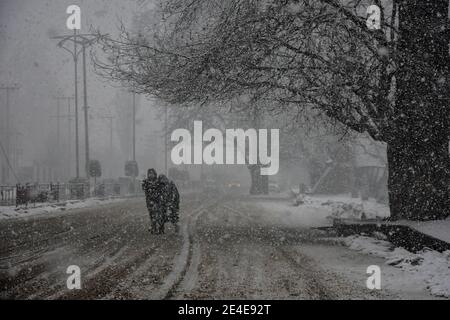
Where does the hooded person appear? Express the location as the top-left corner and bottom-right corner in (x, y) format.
(156, 174), (170, 234)
(167, 180), (180, 233)
(142, 169), (164, 234)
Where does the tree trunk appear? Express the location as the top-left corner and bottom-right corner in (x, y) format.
(387, 139), (450, 221)
(249, 165), (269, 195)
(390, 0), (450, 220)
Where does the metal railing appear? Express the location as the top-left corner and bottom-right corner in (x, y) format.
(0, 186), (16, 206)
(1, 182), (125, 207)
(13, 183), (88, 207)
(0, 176), (149, 208)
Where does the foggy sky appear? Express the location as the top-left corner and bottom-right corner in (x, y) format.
(0, 0), (169, 178)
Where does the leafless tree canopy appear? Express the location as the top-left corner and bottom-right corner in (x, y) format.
(94, 0), (397, 142)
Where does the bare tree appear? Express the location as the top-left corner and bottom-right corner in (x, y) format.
(94, 0), (449, 221)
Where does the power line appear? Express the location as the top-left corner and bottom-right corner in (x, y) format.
(0, 138), (19, 183)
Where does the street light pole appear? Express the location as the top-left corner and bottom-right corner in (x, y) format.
(97, 114), (115, 179)
(82, 45), (90, 179)
(73, 30), (80, 179)
(52, 95), (74, 180)
(131, 92), (137, 193)
(56, 98), (61, 148)
(132, 92), (136, 163)
(52, 96), (64, 180)
(165, 106), (168, 176)
(66, 97), (74, 179)
(52, 32), (97, 180)
(109, 116), (113, 177)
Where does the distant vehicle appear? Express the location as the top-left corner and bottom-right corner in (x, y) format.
(269, 182), (281, 193)
(227, 181), (241, 189)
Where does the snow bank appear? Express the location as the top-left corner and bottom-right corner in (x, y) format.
(288, 193), (390, 220)
(310, 194), (450, 245)
(0, 197), (125, 220)
(254, 194), (391, 228)
(343, 235), (450, 298)
(254, 198), (333, 228)
(320, 197), (390, 220)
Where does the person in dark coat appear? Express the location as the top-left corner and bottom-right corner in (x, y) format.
(142, 169), (164, 234)
(156, 174), (171, 234)
(167, 180), (180, 233)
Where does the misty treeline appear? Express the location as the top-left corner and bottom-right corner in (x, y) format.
(93, 0), (450, 221)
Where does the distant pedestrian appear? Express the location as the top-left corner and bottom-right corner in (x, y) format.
(142, 169), (164, 234)
(16, 184), (27, 208)
(157, 174), (171, 234)
(167, 180), (180, 233)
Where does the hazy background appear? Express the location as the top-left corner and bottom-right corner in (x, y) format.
(0, 0), (384, 189)
(0, 0), (172, 182)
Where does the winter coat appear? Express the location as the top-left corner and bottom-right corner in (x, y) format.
(157, 175), (171, 211)
(168, 181), (180, 212)
(142, 178), (161, 207)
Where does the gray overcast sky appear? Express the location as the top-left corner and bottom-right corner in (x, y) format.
(0, 0), (166, 174)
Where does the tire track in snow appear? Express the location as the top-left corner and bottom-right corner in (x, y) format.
(222, 202), (337, 299)
(155, 200), (216, 299)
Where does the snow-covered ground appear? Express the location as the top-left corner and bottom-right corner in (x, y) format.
(254, 194), (450, 299)
(301, 194), (390, 220)
(287, 193), (450, 244)
(339, 235), (450, 298)
(251, 193), (390, 228)
(251, 199), (333, 228)
(0, 197), (127, 220)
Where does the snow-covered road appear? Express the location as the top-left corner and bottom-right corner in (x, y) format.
(0, 193), (443, 299)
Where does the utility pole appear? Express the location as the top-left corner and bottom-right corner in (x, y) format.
(97, 114), (115, 178)
(52, 32), (97, 180)
(51, 96), (63, 180)
(52, 97), (66, 148)
(0, 84), (19, 184)
(52, 96), (74, 180)
(12, 131), (22, 170)
(66, 97), (74, 179)
(108, 116), (114, 176)
(132, 92), (136, 163)
(82, 45), (90, 180)
(165, 106), (168, 176)
(74, 30), (80, 180)
(131, 92), (137, 193)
